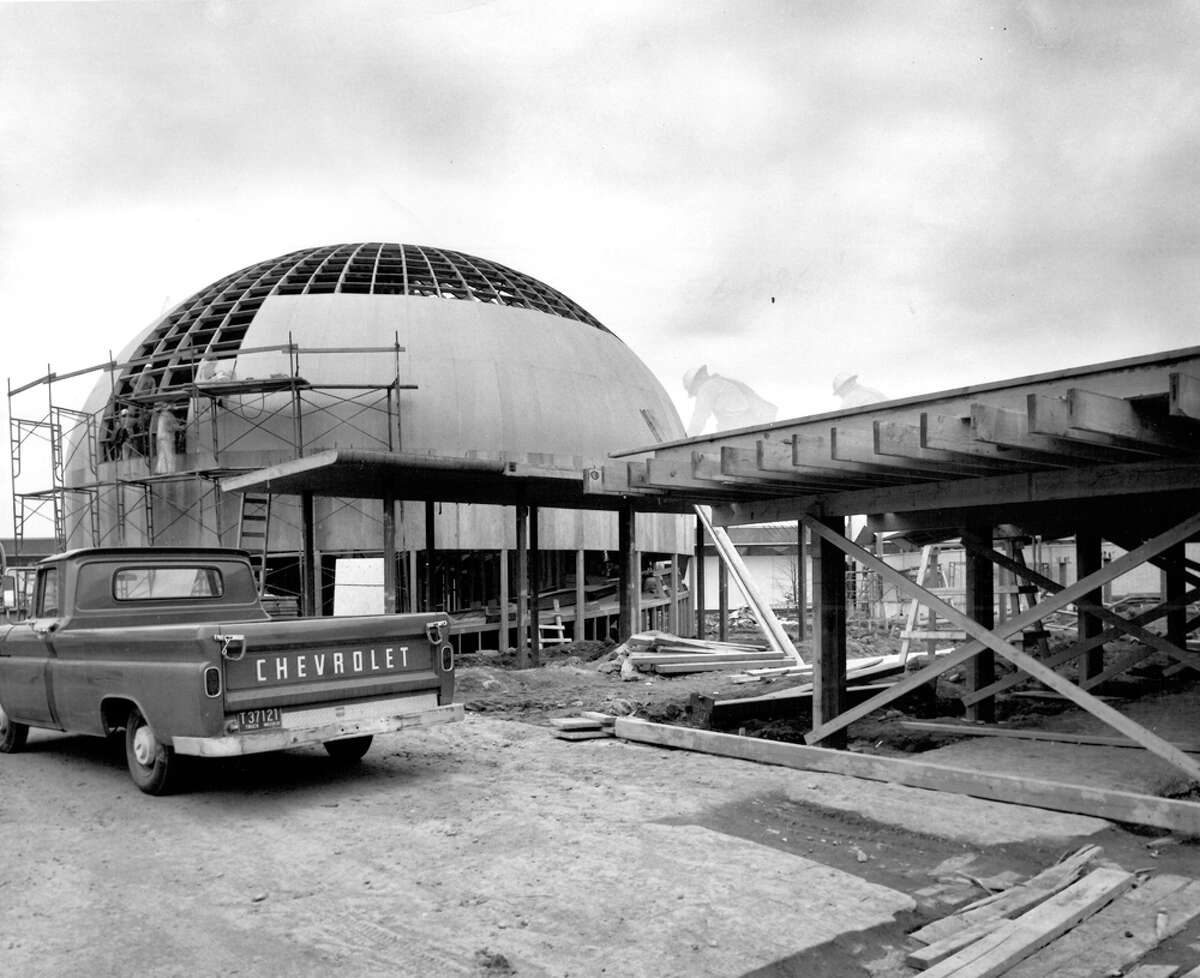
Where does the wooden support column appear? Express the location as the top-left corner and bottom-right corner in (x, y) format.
(717, 559), (729, 641)
(962, 525), (995, 723)
(300, 490), (318, 617)
(1166, 542), (1187, 650)
(811, 515), (848, 749)
(694, 517), (707, 638)
(796, 521), (807, 641)
(529, 504), (541, 667)
(668, 554), (680, 636)
(575, 549), (587, 641)
(407, 550), (418, 612)
(382, 491), (397, 614)
(499, 547), (510, 649)
(1076, 530), (1104, 681)
(423, 499), (436, 612)
(618, 503), (639, 641)
(515, 504), (530, 667)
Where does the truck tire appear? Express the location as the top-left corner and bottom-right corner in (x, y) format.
(125, 707), (182, 795)
(323, 735), (373, 762)
(0, 703), (29, 753)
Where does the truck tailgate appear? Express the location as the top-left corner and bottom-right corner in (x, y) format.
(219, 614), (449, 713)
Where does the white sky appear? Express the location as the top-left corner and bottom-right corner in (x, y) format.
(3, 0), (1200, 536)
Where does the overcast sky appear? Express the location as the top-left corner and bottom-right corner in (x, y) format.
(2, 0), (1199, 534)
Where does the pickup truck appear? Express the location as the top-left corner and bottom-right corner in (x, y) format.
(0, 547), (462, 794)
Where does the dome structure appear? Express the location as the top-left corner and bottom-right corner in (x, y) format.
(70, 243), (689, 607)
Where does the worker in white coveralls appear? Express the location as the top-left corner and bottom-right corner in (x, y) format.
(832, 371), (888, 408)
(683, 365), (778, 436)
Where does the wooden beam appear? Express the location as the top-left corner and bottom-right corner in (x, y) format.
(899, 720), (1200, 753)
(1067, 387), (1196, 450)
(498, 546), (509, 647)
(423, 498), (436, 613)
(1027, 392), (1172, 456)
(974, 404), (1142, 463)
(811, 515), (847, 748)
(875, 420), (1023, 473)
(1076, 530), (1104, 681)
(793, 431), (938, 481)
(515, 503), (529, 665)
(1170, 371), (1200, 420)
(725, 458), (1200, 523)
(922, 412), (1068, 468)
(529, 504), (541, 667)
(300, 490), (317, 617)
(801, 512), (1200, 783)
(618, 502), (639, 640)
(614, 718), (1200, 834)
(717, 556), (729, 642)
(963, 525), (995, 723)
(833, 425), (988, 477)
(756, 440), (882, 487)
(643, 457), (760, 498)
(692, 452), (796, 493)
(382, 491), (396, 614)
(796, 521), (807, 642)
(722, 446), (875, 490)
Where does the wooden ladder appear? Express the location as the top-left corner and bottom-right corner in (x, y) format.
(1001, 538), (1051, 653)
(898, 545), (967, 663)
(237, 493), (272, 597)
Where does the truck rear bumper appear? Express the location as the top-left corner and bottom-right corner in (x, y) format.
(171, 700), (464, 757)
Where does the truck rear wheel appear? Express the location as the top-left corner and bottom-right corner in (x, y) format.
(125, 707), (182, 795)
(323, 735), (373, 762)
(0, 703), (29, 753)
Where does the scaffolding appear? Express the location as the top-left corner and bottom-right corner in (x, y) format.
(7, 337), (411, 599)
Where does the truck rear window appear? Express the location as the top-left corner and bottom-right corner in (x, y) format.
(113, 566), (224, 601)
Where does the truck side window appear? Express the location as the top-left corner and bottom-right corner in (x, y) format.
(113, 566), (224, 601)
(37, 568), (60, 617)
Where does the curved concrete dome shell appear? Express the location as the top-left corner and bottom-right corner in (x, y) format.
(76, 243), (688, 557)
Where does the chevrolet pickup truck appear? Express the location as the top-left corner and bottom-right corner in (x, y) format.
(0, 547), (461, 794)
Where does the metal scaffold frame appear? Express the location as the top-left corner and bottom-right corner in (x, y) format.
(7, 337), (411, 580)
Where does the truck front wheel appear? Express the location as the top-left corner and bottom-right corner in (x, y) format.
(0, 703), (29, 753)
(125, 707), (182, 795)
(323, 735), (373, 762)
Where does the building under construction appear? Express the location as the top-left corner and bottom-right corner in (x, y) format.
(7, 243), (694, 644)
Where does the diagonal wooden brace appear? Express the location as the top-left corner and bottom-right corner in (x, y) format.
(801, 511), (1200, 784)
(958, 539), (1200, 703)
(963, 591), (1200, 704)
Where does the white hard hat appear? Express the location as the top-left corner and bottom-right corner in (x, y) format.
(833, 372), (858, 394)
(683, 365), (707, 393)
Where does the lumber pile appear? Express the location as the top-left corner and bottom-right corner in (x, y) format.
(621, 630), (793, 675)
(549, 713), (615, 741)
(905, 845), (1200, 977)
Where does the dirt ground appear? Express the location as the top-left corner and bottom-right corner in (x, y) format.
(5, 630), (1200, 977)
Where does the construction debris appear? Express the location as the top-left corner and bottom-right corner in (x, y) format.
(900, 843), (1200, 977)
(550, 714), (615, 741)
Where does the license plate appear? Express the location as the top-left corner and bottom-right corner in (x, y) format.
(237, 708), (282, 731)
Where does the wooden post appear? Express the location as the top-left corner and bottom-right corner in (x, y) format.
(811, 515), (847, 749)
(718, 559), (729, 642)
(423, 499), (436, 612)
(668, 554), (680, 637)
(407, 550), (418, 613)
(382, 491), (397, 614)
(796, 521), (807, 641)
(300, 490), (317, 617)
(1166, 542), (1187, 650)
(575, 549), (587, 642)
(963, 525), (995, 723)
(529, 504), (541, 667)
(1077, 530), (1103, 681)
(498, 547), (510, 650)
(618, 503), (639, 641)
(694, 517), (707, 638)
(515, 504), (530, 667)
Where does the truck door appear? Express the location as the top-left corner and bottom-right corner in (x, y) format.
(0, 566), (60, 726)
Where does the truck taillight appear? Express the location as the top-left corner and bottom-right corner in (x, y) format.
(204, 666), (222, 698)
(440, 645), (454, 672)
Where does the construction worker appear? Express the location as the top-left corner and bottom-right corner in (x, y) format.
(683, 365), (778, 436)
(832, 372), (888, 408)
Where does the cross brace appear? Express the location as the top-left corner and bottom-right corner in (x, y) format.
(801, 510), (1200, 785)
